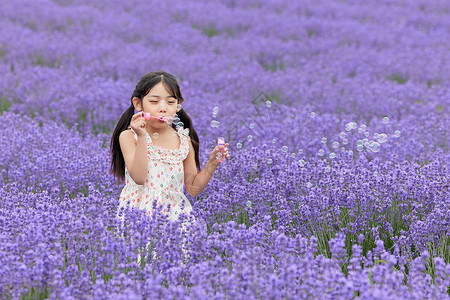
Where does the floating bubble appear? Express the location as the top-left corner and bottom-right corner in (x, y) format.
(236, 142), (242, 149)
(370, 142), (381, 152)
(265, 100), (272, 108)
(357, 145), (364, 152)
(310, 112), (316, 118)
(215, 152), (223, 160)
(298, 149), (303, 155)
(394, 130), (401, 138)
(247, 135), (253, 142)
(282, 146), (288, 152)
(246, 200), (252, 207)
(153, 132), (159, 139)
(329, 152), (336, 159)
(332, 141), (339, 149)
(377, 133), (388, 143)
(306, 182), (312, 188)
(298, 159), (306, 167)
(383, 117), (389, 124)
(267, 158), (273, 164)
(339, 132), (346, 139)
(210, 120), (220, 128)
(360, 124), (367, 132)
(249, 123), (255, 129)
(272, 138), (277, 144)
(342, 138), (348, 145)
(325, 166), (331, 173)
(318, 149), (325, 156)
(339, 177), (345, 183)
(321, 137), (327, 144)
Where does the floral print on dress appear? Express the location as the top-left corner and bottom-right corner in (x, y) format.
(117, 127), (192, 222)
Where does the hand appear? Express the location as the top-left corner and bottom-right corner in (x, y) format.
(208, 142), (230, 167)
(130, 112), (147, 137)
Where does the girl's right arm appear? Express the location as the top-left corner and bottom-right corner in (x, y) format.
(119, 113), (148, 185)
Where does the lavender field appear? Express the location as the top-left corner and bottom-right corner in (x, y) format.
(1, 0), (449, 298)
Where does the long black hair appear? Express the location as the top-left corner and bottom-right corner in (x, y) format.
(110, 71), (201, 182)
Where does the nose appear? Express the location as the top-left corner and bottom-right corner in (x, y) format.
(158, 99), (168, 112)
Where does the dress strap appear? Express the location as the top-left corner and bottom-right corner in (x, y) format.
(129, 128), (138, 141)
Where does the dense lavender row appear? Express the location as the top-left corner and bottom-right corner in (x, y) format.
(0, 0), (449, 298)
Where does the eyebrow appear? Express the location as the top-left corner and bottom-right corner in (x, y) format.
(148, 95), (176, 98)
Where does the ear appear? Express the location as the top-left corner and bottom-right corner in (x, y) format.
(132, 97), (142, 111)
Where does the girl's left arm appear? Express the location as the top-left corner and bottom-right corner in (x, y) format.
(184, 140), (229, 197)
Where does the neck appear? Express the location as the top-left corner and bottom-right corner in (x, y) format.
(146, 125), (174, 136)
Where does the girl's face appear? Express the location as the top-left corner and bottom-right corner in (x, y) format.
(134, 82), (180, 129)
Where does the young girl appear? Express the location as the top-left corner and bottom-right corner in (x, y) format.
(110, 71), (229, 221)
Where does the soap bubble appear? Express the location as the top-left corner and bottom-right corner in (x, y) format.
(357, 145), (364, 152)
(339, 132), (346, 139)
(236, 142), (242, 149)
(210, 120), (220, 128)
(383, 117), (389, 124)
(249, 123), (255, 129)
(370, 142), (381, 152)
(325, 166), (331, 173)
(306, 182), (312, 188)
(272, 138), (277, 144)
(310, 112), (316, 118)
(247, 135), (253, 142)
(153, 132), (159, 139)
(246, 200), (252, 207)
(265, 100), (272, 108)
(298, 149), (303, 155)
(318, 149), (325, 156)
(282, 146), (288, 152)
(332, 141), (339, 149)
(215, 152), (223, 160)
(377, 133), (388, 143)
(267, 158), (273, 164)
(345, 122), (357, 131)
(329, 152), (336, 159)
(321, 137), (327, 144)
(394, 130), (401, 138)
(298, 159), (306, 167)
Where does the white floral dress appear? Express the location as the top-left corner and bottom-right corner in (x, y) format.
(117, 127), (192, 221)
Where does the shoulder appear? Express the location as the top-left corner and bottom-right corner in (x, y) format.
(119, 129), (136, 147)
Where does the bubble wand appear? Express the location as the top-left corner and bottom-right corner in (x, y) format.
(141, 112), (172, 123)
(217, 137), (227, 162)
